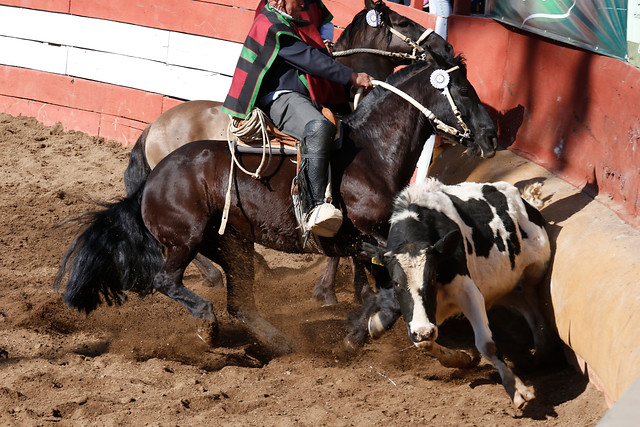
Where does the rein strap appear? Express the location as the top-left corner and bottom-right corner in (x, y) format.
(370, 79), (464, 138)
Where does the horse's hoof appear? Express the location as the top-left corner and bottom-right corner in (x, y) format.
(344, 328), (368, 351)
(313, 285), (338, 306)
(343, 336), (361, 354)
(195, 320), (219, 346)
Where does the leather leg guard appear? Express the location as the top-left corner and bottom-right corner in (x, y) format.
(300, 119), (342, 237)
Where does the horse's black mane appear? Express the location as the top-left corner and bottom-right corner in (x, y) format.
(336, 0), (394, 46)
(385, 51), (466, 87)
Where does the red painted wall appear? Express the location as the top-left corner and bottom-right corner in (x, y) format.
(447, 16), (640, 229)
(0, 0), (638, 228)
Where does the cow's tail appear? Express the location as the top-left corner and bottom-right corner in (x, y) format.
(521, 182), (544, 210)
(123, 125), (152, 196)
(53, 183), (163, 314)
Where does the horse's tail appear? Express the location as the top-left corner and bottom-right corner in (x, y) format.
(123, 125), (152, 196)
(53, 183), (163, 314)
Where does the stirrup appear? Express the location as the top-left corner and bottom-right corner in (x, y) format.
(303, 203), (343, 237)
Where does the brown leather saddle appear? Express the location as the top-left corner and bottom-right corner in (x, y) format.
(233, 107), (339, 163)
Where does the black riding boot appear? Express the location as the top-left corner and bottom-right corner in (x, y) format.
(300, 119), (343, 237)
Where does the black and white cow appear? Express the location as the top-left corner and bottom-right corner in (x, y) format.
(363, 178), (551, 408)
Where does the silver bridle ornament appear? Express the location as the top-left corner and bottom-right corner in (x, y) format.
(332, 10), (434, 62)
(368, 65), (472, 142)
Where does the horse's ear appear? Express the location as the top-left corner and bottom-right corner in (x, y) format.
(365, 0), (375, 10)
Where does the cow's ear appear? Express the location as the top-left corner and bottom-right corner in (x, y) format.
(434, 229), (461, 258)
(363, 242), (386, 266)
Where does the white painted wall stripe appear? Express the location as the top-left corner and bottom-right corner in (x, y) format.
(0, 5), (242, 101)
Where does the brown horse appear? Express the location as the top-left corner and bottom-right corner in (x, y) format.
(123, 0), (455, 306)
(55, 52), (498, 355)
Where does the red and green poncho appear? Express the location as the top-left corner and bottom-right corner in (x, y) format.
(222, 2), (350, 119)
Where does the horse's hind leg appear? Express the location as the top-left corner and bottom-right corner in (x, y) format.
(153, 247), (219, 345)
(313, 257), (339, 306)
(203, 231), (298, 356)
(191, 253), (224, 289)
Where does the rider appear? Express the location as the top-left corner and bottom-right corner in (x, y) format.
(222, 0), (374, 238)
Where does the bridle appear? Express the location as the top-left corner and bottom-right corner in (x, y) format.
(361, 65), (472, 143)
(331, 9), (434, 62)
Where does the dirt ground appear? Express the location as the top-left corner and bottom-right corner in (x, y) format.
(0, 113), (607, 426)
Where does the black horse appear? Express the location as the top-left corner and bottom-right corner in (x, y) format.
(122, 0), (454, 307)
(55, 52), (498, 355)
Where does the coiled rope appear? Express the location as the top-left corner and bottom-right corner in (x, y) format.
(220, 108), (274, 234)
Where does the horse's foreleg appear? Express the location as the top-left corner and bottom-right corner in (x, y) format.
(210, 232), (298, 356)
(351, 257), (372, 304)
(312, 256), (373, 306)
(345, 263), (400, 349)
(313, 257), (339, 306)
(191, 253), (224, 289)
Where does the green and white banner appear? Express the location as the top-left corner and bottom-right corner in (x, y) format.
(485, 0), (628, 61)
(629, 1), (640, 66)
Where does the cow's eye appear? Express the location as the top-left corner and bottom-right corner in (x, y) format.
(393, 281), (401, 289)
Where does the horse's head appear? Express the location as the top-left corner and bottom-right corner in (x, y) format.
(363, 0), (456, 63)
(385, 52), (498, 158)
(335, 1), (435, 79)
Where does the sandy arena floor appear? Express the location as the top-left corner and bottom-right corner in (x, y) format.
(0, 113), (607, 425)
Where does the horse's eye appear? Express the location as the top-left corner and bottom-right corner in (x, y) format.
(459, 86), (470, 97)
(397, 20), (409, 28)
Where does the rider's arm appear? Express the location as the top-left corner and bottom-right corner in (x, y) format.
(277, 36), (372, 89)
(277, 36), (352, 84)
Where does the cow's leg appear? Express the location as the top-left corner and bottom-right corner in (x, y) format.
(205, 231), (297, 356)
(419, 340), (481, 369)
(456, 278), (535, 409)
(313, 257), (339, 306)
(153, 247), (219, 345)
(498, 263), (556, 362)
(191, 253), (224, 289)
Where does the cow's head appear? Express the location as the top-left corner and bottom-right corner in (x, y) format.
(363, 229), (460, 346)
